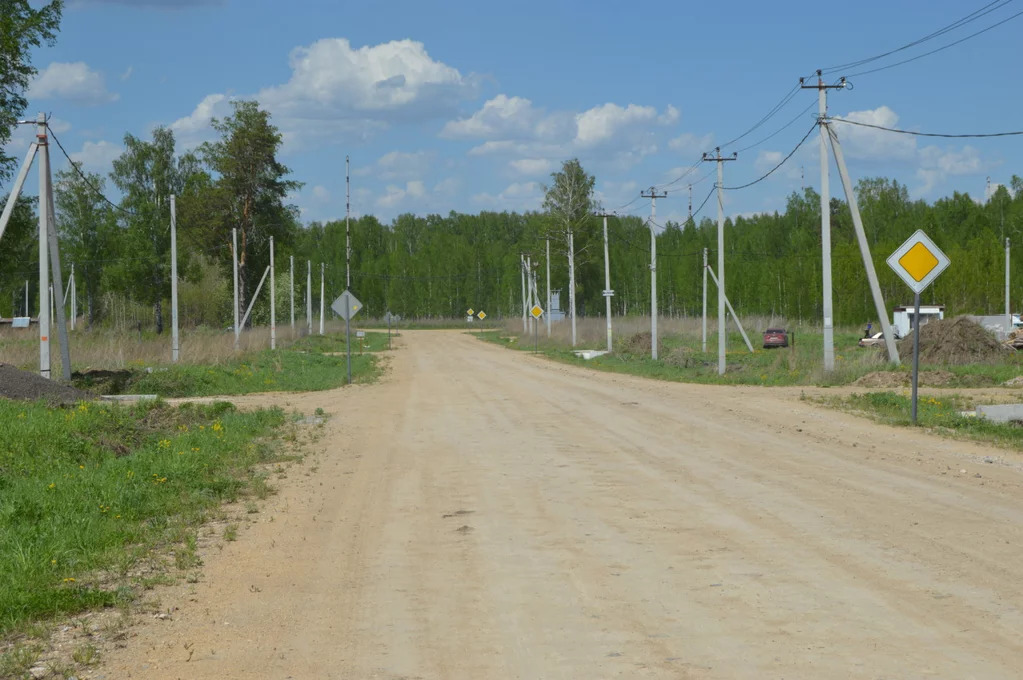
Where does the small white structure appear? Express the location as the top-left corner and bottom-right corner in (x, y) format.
(893, 304), (944, 338)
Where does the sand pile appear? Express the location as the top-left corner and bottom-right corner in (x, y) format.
(0, 363), (95, 405)
(890, 316), (1008, 365)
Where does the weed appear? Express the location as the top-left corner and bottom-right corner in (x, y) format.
(223, 525), (238, 542)
(71, 643), (98, 666)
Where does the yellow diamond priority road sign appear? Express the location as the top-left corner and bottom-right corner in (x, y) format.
(530, 305), (544, 319)
(477, 311), (487, 320)
(886, 230), (949, 294)
(466, 308), (474, 316)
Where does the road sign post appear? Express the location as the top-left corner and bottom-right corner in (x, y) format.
(530, 305), (543, 354)
(886, 230), (950, 424)
(332, 290), (363, 385)
(476, 310), (487, 338)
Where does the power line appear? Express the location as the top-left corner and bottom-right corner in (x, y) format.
(735, 100), (816, 153)
(722, 123), (818, 191)
(846, 6), (1023, 77)
(821, 0), (1015, 74)
(47, 125), (136, 216)
(827, 116), (1023, 138)
(720, 85), (801, 150)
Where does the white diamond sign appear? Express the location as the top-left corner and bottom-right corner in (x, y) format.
(331, 290), (362, 321)
(886, 230), (950, 294)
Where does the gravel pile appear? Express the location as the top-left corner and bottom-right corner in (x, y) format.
(0, 363), (95, 405)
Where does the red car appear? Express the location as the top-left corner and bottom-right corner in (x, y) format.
(762, 328), (789, 348)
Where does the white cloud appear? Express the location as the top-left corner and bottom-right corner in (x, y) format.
(472, 181), (542, 210)
(120, 65), (134, 81)
(169, 93), (232, 148)
(358, 150), (435, 181)
(509, 158), (552, 176)
(832, 105), (916, 161)
(29, 62), (118, 105)
(916, 145), (983, 196)
(575, 103), (664, 146)
(260, 38), (476, 123)
(312, 185), (330, 202)
(451, 96), (678, 174)
(668, 132), (714, 155)
(70, 140), (122, 171)
(433, 177), (460, 195)
(376, 180), (427, 209)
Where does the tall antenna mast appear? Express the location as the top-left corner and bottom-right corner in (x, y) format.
(346, 155), (351, 289)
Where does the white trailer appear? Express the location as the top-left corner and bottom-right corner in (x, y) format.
(892, 304), (944, 338)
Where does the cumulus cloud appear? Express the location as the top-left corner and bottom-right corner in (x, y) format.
(260, 38), (477, 123)
(377, 180), (427, 209)
(29, 62), (118, 105)
(358, 150), (435, 181)
(70, 140), (122, 171)
(472, 181), (543, 210)
(449, 95), (680, 173)
(509, 158), (552, 176)
(170, 38), (478, 152)
(168, 93), (232, 149)
(668, 132), (714, 155)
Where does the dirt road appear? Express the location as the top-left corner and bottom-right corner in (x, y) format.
(96, 331), (1023, 679)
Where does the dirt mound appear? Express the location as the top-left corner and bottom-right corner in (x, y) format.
(851, 369), (989, 388)
(1003, 376), (1023, 387)
(663, 346), (694, 368)
(0, 363), (96, 405)
(619, 331), (652, 355)
(892, 316), (1009, 365)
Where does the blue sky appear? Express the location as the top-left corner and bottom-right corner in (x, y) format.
(8, 0), (1023, 227)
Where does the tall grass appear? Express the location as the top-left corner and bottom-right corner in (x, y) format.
(0, 320), (362, 372)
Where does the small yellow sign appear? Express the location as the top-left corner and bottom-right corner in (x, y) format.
(466, 308), (474, 316)
(898, 242), (939, 282)
(477, 311), (487, 320)
(530, 305), (544, 319)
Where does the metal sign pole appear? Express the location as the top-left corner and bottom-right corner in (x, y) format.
(388, 313), (391, 350)
(346, 296), (352, 385)
(911, 291), (921, 425)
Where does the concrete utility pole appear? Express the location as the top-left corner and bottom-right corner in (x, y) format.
(702, 147), (737, 375)
(232, 228), (239, 349)
(702, 247), (708, 352)
(346, 155), (351, 289)
(545, 237), (552, 338)
(827, 125), (900, 364)
(640, 188), (667, 360)
(43, 148), (71, 381)
(1007, 237), (1012, 332)
(290, 255), (295, 329)
(306, 260), (312, 335)
(520, 253), (528, 333)
(596, 211), (614, 353)
(319, 263), (325, 335)
(38, 114), (50, 378)
(70, 265), (76, 330)
(568, 228), (577, 347)
(688, 185), (693, 224)
(801, 70), (847, 373)
(170, 195), (179, 362)
(526, 254), (535, 335)
(270, 236), (276, 350)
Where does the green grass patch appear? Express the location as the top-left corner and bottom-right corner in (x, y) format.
(482, 328), (1023, 388)
(814, 391), (1023, 450)
(289, 330), (393, 354)
(0, 398), (288, 635)
(74, 343), (381, 398)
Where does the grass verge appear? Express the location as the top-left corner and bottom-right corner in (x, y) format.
(73, 332), (386, 398)
(811, 391), (1023, 451)
(482, 328), (1023, 388)
(0, 397), (287, 640)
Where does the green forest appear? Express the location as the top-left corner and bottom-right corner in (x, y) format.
(3, 145), (1022, 328)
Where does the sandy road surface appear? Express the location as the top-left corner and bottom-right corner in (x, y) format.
(96, 331), (1023, 679)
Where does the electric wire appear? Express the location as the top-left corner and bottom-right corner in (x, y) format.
(845, 7), (1023, 77)
(827, 117), (1023, 138)
(721, 123), (817, 191)
(735, 100), (817, 154)
(47, 125), (136, 216)
(821, 0), (1014, 74)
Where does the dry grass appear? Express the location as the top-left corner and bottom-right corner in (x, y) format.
(0, 320), (352, 371)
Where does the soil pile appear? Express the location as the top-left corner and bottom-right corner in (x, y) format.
(619, 331), (652, 355)
(0, 363), (95, 405)
(852, 370), (962, 388)
(891, 316), (1008, 365)
(663, 346), (695, 368)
